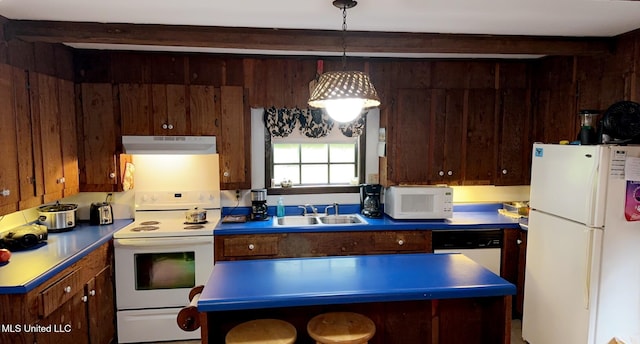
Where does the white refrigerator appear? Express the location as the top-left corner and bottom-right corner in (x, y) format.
(522, 143), (640, 344)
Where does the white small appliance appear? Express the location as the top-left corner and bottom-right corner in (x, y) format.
(113, 152), (220, 343)
(384, 185), (453, 219)
(522, 143), (640, 344)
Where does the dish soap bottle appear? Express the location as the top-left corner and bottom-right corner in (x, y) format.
(277, 197), (285, 218)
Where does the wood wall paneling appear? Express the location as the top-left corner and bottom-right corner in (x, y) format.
(149, 54), (186, 84)
(111, 52), (151, 83)
(188, 55), (225, 85)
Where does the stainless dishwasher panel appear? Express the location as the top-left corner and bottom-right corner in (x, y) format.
(433, 230), (502, 275)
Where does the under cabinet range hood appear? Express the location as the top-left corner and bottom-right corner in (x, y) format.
(122, 135), (216, 154)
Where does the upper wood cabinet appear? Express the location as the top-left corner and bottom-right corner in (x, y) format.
(383, 87), (496, 186)
(219, 86), (250, 190)
(495, 88), (532, 186)
(29, 72), (79, 203)
(58, 79), (80, 196)
(78, 83), (125, 191)
(429, 89), (465, 185)
(0, 64), (21, 215)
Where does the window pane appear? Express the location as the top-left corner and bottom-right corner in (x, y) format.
(301, 165), (328, 184)
(330, 164), (356, 184)
(330, 144), (356, 163)
(273, 144), (300, 163)
(274, 165), (300, 184)
(301, 144), (328, 163)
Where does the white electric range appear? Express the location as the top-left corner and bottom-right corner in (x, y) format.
(113, 154), (220, 343)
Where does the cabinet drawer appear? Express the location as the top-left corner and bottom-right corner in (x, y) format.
(39, 269), (83, 318)
(373, 231), (431, 252)
(222, 236), (280, 258)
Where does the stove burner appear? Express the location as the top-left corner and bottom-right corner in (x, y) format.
(184, 225), (205, 230)
(140, 221), (160, 226)
(131, 226), (159, 232)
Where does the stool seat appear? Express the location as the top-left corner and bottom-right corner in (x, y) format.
(307, 312), (376, 344)
(225, 319), (297, 344)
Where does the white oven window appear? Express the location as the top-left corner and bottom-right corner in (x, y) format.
(134, 252), (196, 290)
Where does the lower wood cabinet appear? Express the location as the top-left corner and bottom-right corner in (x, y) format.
(0, 242), (115, 344)
(215, 230), (433, 262)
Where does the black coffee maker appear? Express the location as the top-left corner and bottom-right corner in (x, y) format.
(360, 184), (382, 218)
(250, 189), (269, 221)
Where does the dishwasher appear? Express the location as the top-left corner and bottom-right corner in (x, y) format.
(433, 229), (502, 275)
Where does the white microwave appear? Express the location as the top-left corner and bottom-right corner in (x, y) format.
(384, 186), (453, 219)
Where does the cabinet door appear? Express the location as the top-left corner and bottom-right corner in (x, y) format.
(80, 83), (119, 189)
(388, 89), (431, 184)
(0, 64), (20, 214)
(58, 79), (79, 196)
(34, 291), (88, 344)
(119, 83), (152, 135)
(189, 85), (219, 136)
(429, 89), (464, 184)
(32, 73), (65, 202)
(152, 84), (189, 135)
(464, 88), (496, 185)
(13, 67), (43, 208)
(219, 86), (250, 189)
(87, 265), (115, 344)
(496, 88), (531, 185)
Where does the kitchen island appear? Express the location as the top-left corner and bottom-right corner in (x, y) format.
(199, 253), (516, 344)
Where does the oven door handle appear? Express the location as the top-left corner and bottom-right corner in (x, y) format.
(114, 237), (214, 247)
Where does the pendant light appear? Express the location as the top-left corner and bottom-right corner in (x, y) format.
(308, 0), (380, 123)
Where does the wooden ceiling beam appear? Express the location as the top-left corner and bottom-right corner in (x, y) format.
(3, 19), (614, 56)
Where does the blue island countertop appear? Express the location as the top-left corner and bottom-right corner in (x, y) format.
(215, 203), (527, 235)
(0, 219), (132, 294)
(198, 253), (516, 312)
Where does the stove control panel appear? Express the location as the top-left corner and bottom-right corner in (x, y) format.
(136, 190), (220, 210)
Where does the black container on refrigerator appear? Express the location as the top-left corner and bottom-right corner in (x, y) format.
(360, 184), (382, 218)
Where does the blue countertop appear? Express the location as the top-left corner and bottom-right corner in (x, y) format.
(0, 219), (132, 294)
(198, 253), (516, 312)
(215, 203), (526, 235)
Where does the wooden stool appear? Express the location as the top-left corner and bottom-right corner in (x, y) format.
(307, 312), (376, 344)
(225, 318), (297, 344)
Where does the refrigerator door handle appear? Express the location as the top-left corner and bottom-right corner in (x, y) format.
(585, 162), (599, 226)
(584, 228), (594, 310)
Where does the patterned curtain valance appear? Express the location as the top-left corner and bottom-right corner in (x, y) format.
(263, 106), (367, 139)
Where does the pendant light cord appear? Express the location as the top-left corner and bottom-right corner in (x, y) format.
(341, 5), (348, 70)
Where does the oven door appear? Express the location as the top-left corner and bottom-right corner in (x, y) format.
(114, 236), (214, 309)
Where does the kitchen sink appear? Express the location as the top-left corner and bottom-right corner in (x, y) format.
(276, 216), (320, 226)
(274, 214), (367, 226)
(318, 214), (366, 225)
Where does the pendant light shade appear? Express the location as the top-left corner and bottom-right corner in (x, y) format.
(307, 0), (380, 123)
(308, 71), (380, 122)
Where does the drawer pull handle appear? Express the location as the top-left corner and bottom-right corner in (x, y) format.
(248, 244), (255, 250)
(397, 239), (405, 246)
(89, 289), (96, 296)
(64, 286), (72, 294)
(81, 295), (88, 303)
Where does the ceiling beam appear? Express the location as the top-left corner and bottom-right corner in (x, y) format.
(3, 20), (614, 56)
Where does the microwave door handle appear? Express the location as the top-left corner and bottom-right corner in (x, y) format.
(115, 237), (213, 248)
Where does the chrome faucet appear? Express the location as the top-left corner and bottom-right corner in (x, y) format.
(298, 205), (308, 216)
(304, 204), (318, 216)
(324, 203), (339, 216)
